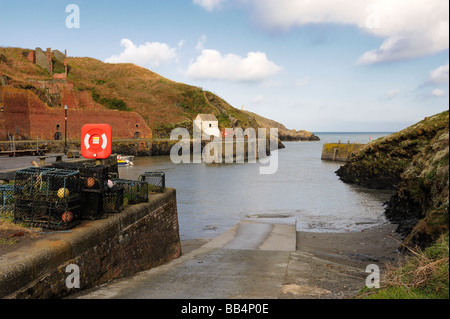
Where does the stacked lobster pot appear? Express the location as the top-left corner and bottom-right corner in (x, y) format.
(13, 167), (82, 230)
(0, 185), (15, 219)
(110, 179), (149, 206)
(53, 162), (124, 219)
(139, 172), (166, 193)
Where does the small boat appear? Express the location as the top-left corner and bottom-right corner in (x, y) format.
(117, 155), (134, 166)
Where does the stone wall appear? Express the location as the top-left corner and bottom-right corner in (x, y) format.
(52, 50), (66, 64)
(0, 139), (165, 158)
(321, 143), (365, 162)
(35, 48), (52, 74)
(0, 189), (181, 299)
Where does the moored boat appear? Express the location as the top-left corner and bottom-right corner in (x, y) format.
(117, 155), (134, 166)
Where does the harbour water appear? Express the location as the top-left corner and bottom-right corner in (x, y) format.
(119, 133), (395, 240)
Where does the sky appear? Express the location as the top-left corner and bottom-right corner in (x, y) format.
(0, 0), (448, 132)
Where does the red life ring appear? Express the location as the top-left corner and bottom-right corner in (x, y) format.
(81, 124), (112, 159)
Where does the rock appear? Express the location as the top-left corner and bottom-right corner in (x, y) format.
(335, 110), (449, 249)
(349, 253), (378, 262)
(9, 232), (24, 238)
(279, 129), (320, 142)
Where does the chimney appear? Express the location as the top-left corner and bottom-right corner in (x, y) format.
(46, 48), (53, 74)
(64, 49), (68, 77)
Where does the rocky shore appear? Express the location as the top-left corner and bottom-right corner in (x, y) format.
(336, 111), (449, 248)
(278, 129), (320, 142)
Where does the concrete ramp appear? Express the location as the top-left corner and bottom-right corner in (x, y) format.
(205, 218), (297, 252)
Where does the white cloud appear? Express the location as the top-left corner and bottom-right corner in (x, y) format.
(295, 77), (311, 87)
(385, 89), (400, 99)
(186, 49), (282, 82)
(196, 35), (207, 51)
(252, 95), (265, 103)
(243, 0), (449, 64)
(431, 89), (446, 97)
(105, 39), (178, 68)
(427, 64), (449, 84)
(193, 0), (226, 11)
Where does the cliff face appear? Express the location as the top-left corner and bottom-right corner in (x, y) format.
(336, 111), (449, 248)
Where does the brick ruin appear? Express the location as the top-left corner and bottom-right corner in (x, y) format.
(1, 47), (153, 141)
(0, 86), (152, 141)
(26, 47), (68, 80)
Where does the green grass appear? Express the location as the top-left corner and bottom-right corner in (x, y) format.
(52, 57), (65, 74)
(358, 234), (449, 299)
(90, 88), (132, 112)
(0, 238), (18, 246)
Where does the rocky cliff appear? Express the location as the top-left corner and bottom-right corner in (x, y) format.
(336, 111), (449, 248)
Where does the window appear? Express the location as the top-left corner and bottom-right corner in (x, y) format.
(209, 123), (212, 128)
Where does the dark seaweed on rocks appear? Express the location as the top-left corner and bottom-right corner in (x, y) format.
(336, 111), (449, 248)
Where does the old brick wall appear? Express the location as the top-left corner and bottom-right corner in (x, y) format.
(0, 89), (4, 134)
(1, 189), (181, 299)
(0, 87), (31, 140)
(26, 50), (35, 64)
(1, 87), (152, 140)
(52, 73), (67, 80)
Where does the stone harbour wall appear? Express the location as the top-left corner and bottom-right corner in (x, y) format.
(321, 143), (365, 162)
(0, 189), (181, 299)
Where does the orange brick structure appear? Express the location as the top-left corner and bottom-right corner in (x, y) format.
(27, 48), (68, 79)
(0, 86), (152, 141)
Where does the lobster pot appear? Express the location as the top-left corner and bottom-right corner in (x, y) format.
(139, 172), (165, 193)
(53, 162), (109, 192)
(14, 198), (81, 230)
(0, 185), (15, 219)
(14, 167), (80, 202)
(80, 189), (106, 220)
(103, 186), (124, 214)
(112, 179), (148, 205)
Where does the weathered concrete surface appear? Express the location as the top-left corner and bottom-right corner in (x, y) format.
(76, 220), (401, 299)
(205, 218), (297, 252)
(0, 189), (181, 299)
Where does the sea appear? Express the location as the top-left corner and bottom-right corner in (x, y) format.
(118, 132), (395, 240)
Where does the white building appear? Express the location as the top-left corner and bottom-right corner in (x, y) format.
(194, 114), (220, 138)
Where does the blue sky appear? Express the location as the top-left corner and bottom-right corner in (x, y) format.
(1, 0), (448, 132)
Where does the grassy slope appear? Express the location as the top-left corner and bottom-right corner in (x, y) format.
(336, 111), (448, 299)
(358, 234), (448, 299)
(337, 111), (449, 248)
(0, 47), (267, 137)
(0, 47), (51, 82)
(66, 57), (264, 134)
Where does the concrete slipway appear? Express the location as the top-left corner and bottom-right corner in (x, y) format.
(77, 217), (378, 299)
